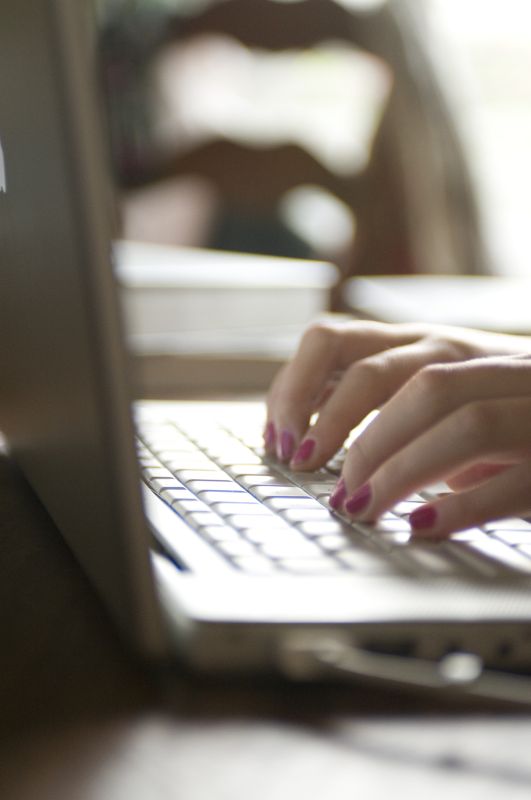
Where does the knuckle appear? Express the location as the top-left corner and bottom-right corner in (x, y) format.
(456, 400), (500, 448)
(425, 334), (471, 362)
(342, 436), (373, 488)
(272, 370), (310, 418)
(300, 320), (340, 350)
(416, 363), (449, 393)
(276, 383), (312, 416)
(440, 490), (470, 529)
(409, 364), (453, 410)
(267, 363), (287, 399)
(349, 356), (386, 391)
(348, 434), (371, 472)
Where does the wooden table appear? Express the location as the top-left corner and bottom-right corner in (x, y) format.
(1, 450), (531, 799)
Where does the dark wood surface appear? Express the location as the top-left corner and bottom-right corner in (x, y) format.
(1, 450), (531, 799)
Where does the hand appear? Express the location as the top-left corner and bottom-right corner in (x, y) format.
(264, 320), (531, 536)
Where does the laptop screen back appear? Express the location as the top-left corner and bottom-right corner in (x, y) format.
(0, 0), (162, 653)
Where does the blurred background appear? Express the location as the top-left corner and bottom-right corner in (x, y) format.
(97, 0), (531, 296)
(424, 0), (531, 279)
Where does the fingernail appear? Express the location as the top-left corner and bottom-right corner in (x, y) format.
(264, 422), (276, 451)
(410, 505), (438, 531)
(278, 430), (295, 462)
(291, 438), (316, 466)
(345, 483), (372, 515)
(329, 478), (346, 510)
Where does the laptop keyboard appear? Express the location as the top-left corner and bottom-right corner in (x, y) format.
(136, 410), (531, 579)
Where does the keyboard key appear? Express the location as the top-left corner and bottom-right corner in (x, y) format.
(238, 474), (285, 489)
(141, 428), (185, 450)
(371, 518), (412, 533)
(143, 465), (179, 479)
(277, 557), (341, 574)
(202, 526), (242, 543)
(315, 534), (350, 552)
(484, 517), (531, 532)
(444, 542), (499, 577)
(205, 440), (253, 456)
(393, 499), (426, 516)
(139, 457), (163, 468)
(228, 514), (291, 531)
(187, 480), (243, 493)
(226, 464), (276, 478)
(399, 545), (457, 575)
(172, 498), (211, 516)
(243, 528), (310, 546)
(150, 477), (184, 494)
(301, 482), (338, 496)
(494, 531), (531, 545)
(326, 449), (346, 475)
(260, 538), (323, 559)
(298, 520), (352, 537)
(265, 497), (325, 511)
(281, 508), (334, 523)
(214, 449), (262, 466)
(201, 491), (258, 505)
(215, 502), (273, 517)
(159, 487), (195, 504)
(176, 469), (228, 482)
(448, 528), (489, 542)
(253, 485), (310, 500)
(199, 432), (234, 448)
(288, 470), (334, 484)
(164, 454), (215, 470)
(462, 540), (531, 573)
(234, 433), (265, 451)
(187, 511), (226, 528)
(217, 540), (257, 557)
(157, 445), (198, 459)
(336, 549), (392, 573)
(233, 555), (278, 574)
(375, 531), (411, 547)
(348, 522), (398, 543)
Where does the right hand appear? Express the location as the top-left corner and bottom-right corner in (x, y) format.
(264, 319), (531, 472)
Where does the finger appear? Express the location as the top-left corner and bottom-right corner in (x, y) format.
(344, 397), (531, 522)
(446, 462), (512, 491)
(341, 356), (531, 494)
(290, 336), (465, 470)
(264, 370), (339, 450)
(269, 323), (342, 460)
(313, 376), (342, 410)
(263, 364), (288, 453)
(268, 320), (430, 461)
(408, 459), (531, 537)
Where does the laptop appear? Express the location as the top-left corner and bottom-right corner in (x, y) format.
(3, 0), (531, 699)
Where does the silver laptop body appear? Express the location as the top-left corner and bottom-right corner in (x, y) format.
(3, 0), (531, 687)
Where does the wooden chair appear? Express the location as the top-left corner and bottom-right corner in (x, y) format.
(102, 0), (488, 302)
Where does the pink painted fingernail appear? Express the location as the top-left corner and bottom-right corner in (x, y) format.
(410, 505), (438, 531)
(291, 438), (316, 466)
(264, 422), (276, 451)
(345, 483), (372, 515)
(329, 478), (346, 510)
(278, 430), (295, 462)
